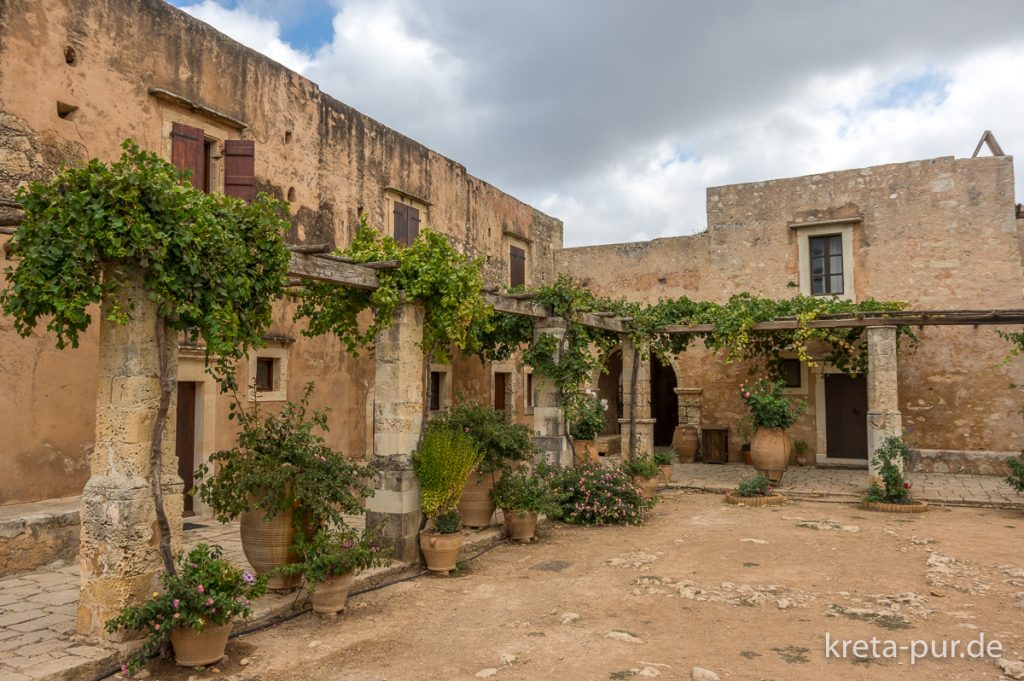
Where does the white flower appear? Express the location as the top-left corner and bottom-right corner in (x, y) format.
(600, 399), (609, 411)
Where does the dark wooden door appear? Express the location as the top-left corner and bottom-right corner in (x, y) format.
(650, 357), (678, 447)
(176, 381), (198, 516)
(493, 372), (508, 411)
(825, 374), (868, 459)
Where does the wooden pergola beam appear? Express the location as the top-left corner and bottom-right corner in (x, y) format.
(661, 312), (1024, 334)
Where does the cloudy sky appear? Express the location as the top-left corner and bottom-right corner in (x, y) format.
(171, 0), (1024, 247)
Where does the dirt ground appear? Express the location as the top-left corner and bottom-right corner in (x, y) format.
(141, 491), (1024, 681)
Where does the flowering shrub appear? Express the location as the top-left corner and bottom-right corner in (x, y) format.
(548, 462), (654, 525)
(1007, 453), (1024, 494)
(105, 544), (266, 676)
(865, 436), (914, 504)
(432, 402), (532, 474)
(569, 390), (607, 441)
(735, 475), (774, 497)
(492, 462), (560, 516)
(739, 378), (805, 430)
(281, 526), (391, 592)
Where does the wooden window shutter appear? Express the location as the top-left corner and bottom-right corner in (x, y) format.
(224, 140), (256, 202)
(393, 202), (408, 244)
(407, 205), (420, 243)
(171, 122), (206, 191)
(510, 245), (526, 288)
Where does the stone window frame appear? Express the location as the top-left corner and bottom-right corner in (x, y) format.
(793, 220), (858, 302)
(523, 367), (534, 415)
(490, 361), (516, 418)
(428, 362), (452, 415)
(247, 346), (289, 402)
(384, 187), (430, 244)
(502, 231), (531, 289)
(778, 356), (809, 396)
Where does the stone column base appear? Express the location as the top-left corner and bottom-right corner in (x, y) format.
(365, 461), (422, 564)
(867, 410), (903, 475)
(76, 475), (183, 638)
(532, 435), (571, 468)
(619, 418), (656, 458)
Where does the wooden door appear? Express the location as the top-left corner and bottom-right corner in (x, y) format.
(493, 372), (508, 411)
(825, 374), (868, 459)
(176, 382), (198, 516)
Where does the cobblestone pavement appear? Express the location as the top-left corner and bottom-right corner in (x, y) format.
(0, 465), (1020, 680)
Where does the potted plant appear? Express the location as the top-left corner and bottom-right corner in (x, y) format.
(412, 422), (481, 573)
(283, 526), (391, 616)
(436, 402), (533, 529)
(739, 378), (806, 483)
(492, 463), (560, 541)
(621, 454), (660, 499)
(653, 450), (675, 484)
(863, 436), (927, 513)
(193, 384), (374, 590)
(1006, 452), (1024, 495)
(105, 544), (267, 675)
(725, 474), (786, 506)
(792, 439), (809, 466)
(570, 390), (607, 465)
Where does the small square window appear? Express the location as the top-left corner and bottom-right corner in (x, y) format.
(255, 357), (275, 392)
(430, 371), (442, 411)
(779, 358), (802, 389)
(525, 372), (534, 409)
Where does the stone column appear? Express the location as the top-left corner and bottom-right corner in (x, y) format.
(619, 339), (653, 457)
(365, 302), (424, 563)
(531, 318), (572, 467)
(675, 387), (702, 428)
(866, 326), (902, 475)
(77, 270), (183, 638)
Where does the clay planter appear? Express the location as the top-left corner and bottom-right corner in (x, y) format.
(170, 623), (232, 667)
(311, 571), (355, 616)
(658, 464), (674, 484)
(861, 500), (928, 513)
(572, 439), (599, 465)
(724, 491), (787, 507)
(420, 529), (463, 574)
(504, 510), (539, 541)
(634, 476), (659, 499)
(459, 469), (501, 529)
(240, 507), (302, 591)
(749, 428), (789, 484)
(672, 426), (699, 463)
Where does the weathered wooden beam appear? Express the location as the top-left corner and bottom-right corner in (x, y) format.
(483, 292), (548, 318)
(287, 252), (380, 290)
(661, 312), (1024, 334)
(287, 243), (332, 254)
(363, 260), (400, 270)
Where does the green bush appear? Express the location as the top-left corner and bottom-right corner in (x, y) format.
(653, 450), (674, 466)
(864, 436), (914, 504)
(434, 509), (462, 534)
(433, 402), (532, 474)
(569, 391), (607, 441)
(549, 462), (654, 525)
(1006, 453), (1024, 494)
(736, 475), (773, 497)
(492, 463), (560, 516)
(192, 384), (374, 528)
(621, 454), (659, 479)
(412, 422), (481, 522)
(281, 526), (391, 590)
(739, 378), (805, 430)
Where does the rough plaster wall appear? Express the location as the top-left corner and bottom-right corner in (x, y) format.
(0, 0), (562, 505)
(559, 156), (1024, 456)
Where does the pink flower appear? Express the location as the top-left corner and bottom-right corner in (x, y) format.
(197, 584), (205, 594)
(154, 623), (160, 631)
(744, 392), (750, 398)
(206, 597), (214, 606)
(172, 599), (179, 609)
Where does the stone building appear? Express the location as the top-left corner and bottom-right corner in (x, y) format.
(559, 155), (1024, 473)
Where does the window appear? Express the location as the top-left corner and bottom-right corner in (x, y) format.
(525, 372), (534, 410)
(393, 201), (420, 245)
(247, 347), (289, 401)
(510, 245), (526, 289)
(780, 358), (802, 389)
(255, 358), (275, 392)
(493, 372), (510, 411)
(809, 234), (843, 295)
(171, 122), (255, 201)
(429, 371), (442, 411)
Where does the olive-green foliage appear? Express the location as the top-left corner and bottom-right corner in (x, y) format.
(736, 474), (773, 497)
(740, 378), (806, 429)
(492, 462), (561, 516)
(412, 422), (481, 519)
(296, 220), (492, 361)
(1, 140), (290, 386)
(433, 509), (462, 534)
(864, 436), (913, 504)
(1005, 453), (1024, 494)
(653, 449), (674, 466)
(431, 402), (532, 474)
(621, 454), (660, 479)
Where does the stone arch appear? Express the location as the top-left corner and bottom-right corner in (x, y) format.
(649, 352), (679, 447)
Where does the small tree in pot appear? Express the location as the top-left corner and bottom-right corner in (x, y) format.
(492, 462), (560, 541)
(412, 422), (481, 573)
(569, 391), (607, 464)
(192, 384), (375, 590)
(621, 454), (661, 499)
(739, 378), (806, 484)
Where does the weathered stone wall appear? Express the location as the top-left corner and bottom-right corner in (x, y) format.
(559, 156), (1024, 462)
(0, 0), (562, 505)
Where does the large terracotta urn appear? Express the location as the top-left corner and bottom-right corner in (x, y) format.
(672, 426), (699, 463)
(573, 439), (599, 465)
(239, 507), (302, 591)
(459, 469), (501, 529)
(749, 428), (789, 484)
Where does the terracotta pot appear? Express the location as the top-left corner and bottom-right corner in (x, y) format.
(861, 500), (928, 514)
(459, 469), (501, 529)
(240, 507), (302, 591)
(634, 476), (659, 499)
(672, 426), (699, 463)
(724, 491), (787, 507)
(749, 428), (789, 484)
(419, 529), (463, 573)
(741, 445), (752, 466)
(311, 571), (355, 615)
(504, 510), (538, 541)
(572, 439), (599, 465)
(658, 464), (674, 484)
(169, 623), (232, 667)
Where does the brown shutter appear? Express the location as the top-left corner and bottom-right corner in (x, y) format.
(393, 202), (408, 244)
(510, 245), (526, 288)
(407, 205), (420, 243)
(224, 140), (256, 202)
(171, 122), (206, 191)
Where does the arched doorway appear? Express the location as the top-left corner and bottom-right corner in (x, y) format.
(597, 349), (622, 437)
(650, 354), (678, 447)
